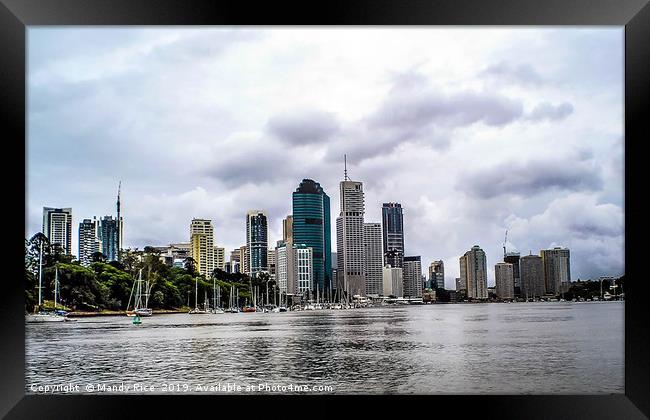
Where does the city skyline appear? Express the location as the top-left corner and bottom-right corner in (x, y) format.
(26, 27), (624, 286)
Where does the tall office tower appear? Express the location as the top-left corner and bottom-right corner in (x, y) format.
(115, 182), (124, 257)
(541, 247), (571, 296)
(99, 216), (121, 261)
(504, 252), (521, 296)
(292, 179), (332, 297)
(460, 245), (488, 299)
(239, 245), (249, 275)
(403, 256), (423, 298)
(42, 207), (73, 255)
(246, 210), (268, 278)
(495, 262), (515, 299)
(276, 240), (312, 296)
(429, 260), (445, 289)
(267, 248), (277, 281)
(78, 217), (101, 266)
(455, 277), (465, 294)
(520, 254), (545, 299)
(383, 265), (404, 297)
(363, 223), (383, 296)
(189, 219), (215, 278)
(214, 246), (225, 271)
(381, 202), (405, 268)
(336, 177), (366, 297)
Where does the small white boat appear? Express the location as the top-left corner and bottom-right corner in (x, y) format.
(27, 265), (67, 323)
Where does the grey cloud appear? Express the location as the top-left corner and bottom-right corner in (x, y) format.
(526, 102), (574, 122)
(267, 110), (340, 145)
(460, 158), (602, 199)
(481, 61), (545, 86)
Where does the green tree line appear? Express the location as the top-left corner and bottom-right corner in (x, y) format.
(25, 234), (276, 312)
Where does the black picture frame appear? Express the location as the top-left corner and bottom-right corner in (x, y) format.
(1, 0), (648, 418)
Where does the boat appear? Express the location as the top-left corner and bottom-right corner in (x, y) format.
(126, 269), (153, 317)
(27, 264), (67, 323)
(210, 280), (225, 314)
(242, 306), (256, 313)
(188, 277), (208, 314)
(132, 314), (142, 325)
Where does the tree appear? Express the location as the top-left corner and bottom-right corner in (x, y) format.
(183, 257), (198, 276)
(91, 251), (106, 263)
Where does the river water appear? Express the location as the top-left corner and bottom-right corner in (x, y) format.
(25, 301), (624, 394)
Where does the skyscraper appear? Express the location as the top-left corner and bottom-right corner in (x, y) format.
(190, 219), (215, 278)
(42, 207), (72, 255)
(246, 210), (268, 278)
(495, 262), (515, 299)
(292, 179), (332, 297)
(504, 252), (521, 297)
(520, 254), (545, 299)
(78, 217), (101, 266)
(99, 216), (120, 262)
(336, 179), (365, 297)
(381, 203), (404, 268)
(429, 260), (445, 289)
(276, 240), (312, 296)
(459, 245), (488, 299)
(403, 256), (423, 298)
(541, 247), (571, 296)
(214, 246), (225, 271)
(363, 223), (383, 296)
(383, 265), (403, 297)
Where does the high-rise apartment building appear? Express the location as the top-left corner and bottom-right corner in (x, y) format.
(495, 262), (515, 299)
(99, 216), (121, 262)
(382, 265), (403, 297)
(381, 203), (404, 268)
(276, 240), (313, 296)
(190, 219), (215, 278)
(78, 217), (101, 266)
(504, 252), (521, 296)
(336, 179), (365, 297)
(246, 210), (268, 278)
(42, 207), (73, 255)
(363, 223), (383, 296)
(520, 254), (545, 298)
(214, 246), (225, 271)
(459, 245), (488, 299)
(541, 247), (571, 296)
(403, 256), (423, 298)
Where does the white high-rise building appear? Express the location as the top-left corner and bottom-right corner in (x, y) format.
(403, 256), (423, 298)
(382, 265), (403, 297)
(190, 219), (214, 278)
(43, 207), (72, 255)
(214, 246), (225, 271)
(336, 179), (365, 297)
(363, 223), (383, 296)
(78, 217), (101, 266)
(495, 262), (515, 299)
(460, 245), (488, 299)
(276, 241), (313, 296)
(295, 245), (313, 296)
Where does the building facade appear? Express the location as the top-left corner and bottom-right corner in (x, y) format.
(429, 260), (445, 290)
(43, 207), (73, 255)
(504, 252), (521, 297)
(292, 179), (332, 297)
(246, 210), (268, 278)
(98, 216), (121, 262)
(495, 262), (515, 299)
(541, 247), (571, 296)
(336, 180), (365, 297)
(382, 265), (404, 297)
(190, 219), (215, 278)
(214, 246), (225, 271)
(520, 254), (545, 298)
(78, 217), (101, 266)
(363, 223), (384, 296)
(460, 245), (488, 299)
(403, 256), (423, 298)
(381, 203), (404, 268)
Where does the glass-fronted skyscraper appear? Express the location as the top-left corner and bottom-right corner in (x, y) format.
(99, 216), (120, 262)
(246, 210), (268, 278)
(292, 179), (332, 297)
(381, 203), (404, 268)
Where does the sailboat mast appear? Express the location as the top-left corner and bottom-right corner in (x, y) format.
(195, 277), (198, 309)
(54, 266), (58, 310)
(38, 240), (43, 307)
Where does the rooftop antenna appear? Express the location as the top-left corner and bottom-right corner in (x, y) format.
(344, 154), (349, 180)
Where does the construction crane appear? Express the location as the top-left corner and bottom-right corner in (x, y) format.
(503, 229), (508, 259)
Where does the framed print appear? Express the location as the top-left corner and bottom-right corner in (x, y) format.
(1, 0), (649, 418)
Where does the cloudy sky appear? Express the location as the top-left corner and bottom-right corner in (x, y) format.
(27, 27), (624, 287)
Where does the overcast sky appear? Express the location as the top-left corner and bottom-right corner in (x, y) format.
(27, 27), (624, 288)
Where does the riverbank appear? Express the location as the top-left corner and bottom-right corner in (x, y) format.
(66, 308), (189, 317)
